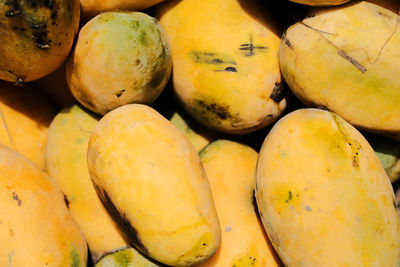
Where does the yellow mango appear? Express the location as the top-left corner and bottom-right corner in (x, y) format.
(289, 0), (350, 6)
(0, 81), (56, 169)
(46, 104), (127, 262)
(279, 0), (400, 139)
(155, 0), (286, 134)
(0, 145), (87, 266)
(87, 104), (220, 266)
(256, 108), (400, 266)
(199, 140), (283, 267)
(95, 246), (163, 267)
(67, 11), (172, 115)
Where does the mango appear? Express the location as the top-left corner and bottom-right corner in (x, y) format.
(95, 246), (164, 267)
(87, 104), (221, 266)
(45, 104), (128, 262)
(198, 140), (282, 267)
(0, 0), (80, 83)
(67, 11), (172, 115)
(255, 108), (400, 266)
(0, 81), (56, 169)
(0, 144), (87, 266)
(279, 0), (400, 139)
(289, 0), (350, 6)
(155, 0), (286, 134)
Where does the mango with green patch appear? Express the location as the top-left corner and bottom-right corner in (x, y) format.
(198, 140), (283, 267)
(45, 104), (128, 262)
(95, 246), (164, 267)
(0, 145), (87, 266)
(154, 0), (286, 134)
(87, 104), (220, 266)
(279, 0), (400, 140)
(256, 108), (400, 266)
(0, 0), (80, 84)
(67, 11), (172, 116)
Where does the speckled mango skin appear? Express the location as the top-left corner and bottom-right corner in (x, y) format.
(80, 0), (167, 21)
(155, 0), (286, 134)
(255, 108), (400, 266)
(289, 0), (350, 6)
(67, 11), (172, 116)
(87, 104), (221, 266)
(0, 145), (87, 267)
(0, 81), (56, 169)
(0, 0), (80, 83)
(198, 140), (282, 267)
(45, 104), (127, 262)
(279, 0), (400, 140)
(95, 246), (163, 267)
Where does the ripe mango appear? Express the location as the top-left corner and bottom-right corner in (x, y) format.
(0, 145), (87, 266)
(45, 104), (127, 262)
(198, 140), (282, 267)
(67, 11), (172, 115)
(87, 104), (220, 266)
(256, 108), (400, 266)
(155, 0), (286, 134)
(0, 0), (80, 83)
(279, 0), (400, 139)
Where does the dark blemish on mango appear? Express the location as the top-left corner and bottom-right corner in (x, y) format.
(149, 68), (166, 89)
(31, 23), (47, 29)
(215, 66), (237, 72)
(270, 83), (286, 103)
(9, 228), (15, 236)
(190, 51), (236, 65)
(44, 0), (54, 8)
(196, 100), (232, 120)
(64, 194), (70, 208)
(12, 192), (21, 206)
(5, 0), (21, 17)
(238, 34), (267, 56)
(115, 89), (125, 98)
(337, 50), (366, 74)
(131, 20), (139, 30)
(138, 31), (148, 45)
(393, 199), (397, 209)
(94, 184), (148, 254)
(282, 33), (293, 49)
(32, 30), (51, 50)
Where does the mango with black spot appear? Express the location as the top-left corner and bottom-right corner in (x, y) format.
(87, 104), (220, 266)
(289, 0), (350, 6)
(95, 246), (164, 267)
(0, 145), (87, 266)
(45, 104), (128, 262)
(198, 140), (283, 267)
(67, 11), (172, 115)
(154, 0), (286, 134)
(256, 108), (400, 266)
(0, 0), (80, 83)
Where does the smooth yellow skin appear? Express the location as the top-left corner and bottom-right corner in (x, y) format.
(0, 81), (56, 169)
(0, 0), (80, 83)
(67, 11), (171, 115)
(256, 108), (400, 266)
(289, 0), (351, 6)
(45, 104), (127, 262)
(95, 246), (162, 267)
(80, 0), (167, 21)
(198, 140), (282, 267)
(87, 104), (220, 266)
(280, 1), (400, 139)
(155, 0), (285, 134)
(0, 145), (87, 266)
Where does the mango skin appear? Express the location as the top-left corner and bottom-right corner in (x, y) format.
(45, 104), (127, 262)
(0, 0), (80, 83)
(0, 144), (87, 266)
(0, 81), (56, 169)
(155, 0), (286, 134)
(279, 1), (400, 140)
(95, 246), (164, 267)
(255, 108), (400, 266)
(87, 104), (221, 266)
(289, 0), (350, 6)
(198, 140), (282, 267)
(67, 11), (172, 115)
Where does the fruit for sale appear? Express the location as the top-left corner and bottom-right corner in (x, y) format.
(0, 144), (87, 266)
(155, 0), (286, 134)
(279, 0), (400, 139)
(198, 140), (282, 267)
(80, 0), (168, 21)
(256, 108), (400, 266)
(95, 246), (163, 267)
(87, 104), (221, 266)
(289, 0), (350, 6)
(67, 11), (172, 115)
(45, 104), (128, 262)
(0, 0), (80, 83)
(0, 81), (56, 169)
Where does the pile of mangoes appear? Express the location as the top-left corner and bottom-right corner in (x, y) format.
(0, 0), (399, 266)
